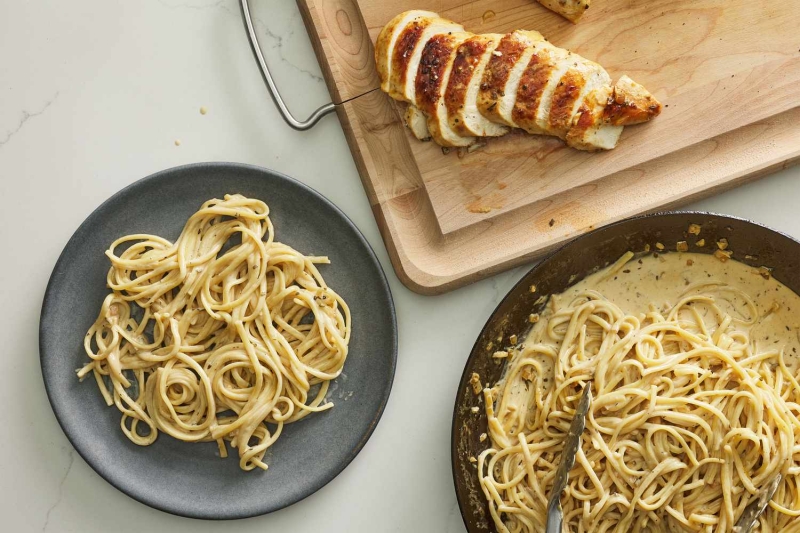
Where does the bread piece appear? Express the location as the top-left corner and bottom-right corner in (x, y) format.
(444, 34), (509, 138)
(477, 30), (545, 127)
(415, 32), (476, 147)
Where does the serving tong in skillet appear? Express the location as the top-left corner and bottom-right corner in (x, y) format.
(544, 381), (780, 533)
(733, 473), (783, 533)
(545, 383), (593, 533)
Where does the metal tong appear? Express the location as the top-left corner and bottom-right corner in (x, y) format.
(544, 382), (781, 533)
(545, 384), (592, 533)
(733, 473), (783, 533)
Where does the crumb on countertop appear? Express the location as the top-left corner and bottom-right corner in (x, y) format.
(200, 106), (208, 115)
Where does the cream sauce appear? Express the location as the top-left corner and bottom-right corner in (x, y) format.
(518, 251), (800, 377)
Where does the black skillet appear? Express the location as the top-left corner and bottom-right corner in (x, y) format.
(451, 211), (800, 532)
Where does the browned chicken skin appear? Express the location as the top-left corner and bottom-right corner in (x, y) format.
(375, 11), (661, 151)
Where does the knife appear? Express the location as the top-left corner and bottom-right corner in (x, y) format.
(732, 473), (783, 533)
(545, 384), (593, 533)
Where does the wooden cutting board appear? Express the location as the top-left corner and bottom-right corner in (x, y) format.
(297, 0), (800, 294)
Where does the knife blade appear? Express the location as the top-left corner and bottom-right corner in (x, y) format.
(545, 383), (592, 533)
(732, 473), (782, 533)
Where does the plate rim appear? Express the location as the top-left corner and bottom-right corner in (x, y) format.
(39, 161), (398, 520)
(450, 210), (800, 532)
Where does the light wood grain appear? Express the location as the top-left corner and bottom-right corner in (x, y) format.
(298, 0), (380, 103)
(298, 0), (800, 294)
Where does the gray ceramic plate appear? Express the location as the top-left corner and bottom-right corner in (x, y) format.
(40, 163), (397, 519)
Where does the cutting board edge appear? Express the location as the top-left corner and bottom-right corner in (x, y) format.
(386, 159), (800, 295)
(340, 88), (800, 294)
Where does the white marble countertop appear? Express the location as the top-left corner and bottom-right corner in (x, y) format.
(1, 1), (798, 532)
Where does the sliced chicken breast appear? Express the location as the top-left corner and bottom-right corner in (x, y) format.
(374, 11), (661, 152)
(536, 0), (591, 23)
(444, 34), (509, 138)
(415, 32), (475, 147)
(477, 30), (545, 127)
(386, 16), (464, 104)
(376, 10), (438, 95)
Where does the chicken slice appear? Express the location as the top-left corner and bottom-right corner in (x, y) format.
(385, 15), (464, 104)
(536, 0), (591, 24)
(603, 75), (662, 126)
(415, 32), (476, 147)
(565, 86), (623, 151)
(404, 105), (431, 142)
(546, 56), (611, 138)
(511, 41), (569, 136)
(376, 10), (438, 96)
(477, 30), (545, 128)
(444, 34), (509, 138)
(566, 75), (660, 150)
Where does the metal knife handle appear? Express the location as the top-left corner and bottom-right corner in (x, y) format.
(239, 0), (336, 131)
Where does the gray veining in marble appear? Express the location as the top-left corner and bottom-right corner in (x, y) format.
(2, 0), (799, 531)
